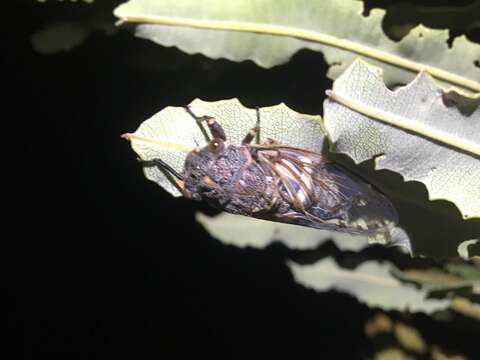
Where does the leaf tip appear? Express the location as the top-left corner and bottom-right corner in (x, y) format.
(121, 133), (133, 141)
(112, 5), (124, 18)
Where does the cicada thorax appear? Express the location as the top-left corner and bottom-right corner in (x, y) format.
(218, 146), (277, 216)
(183, 144), (272, 216)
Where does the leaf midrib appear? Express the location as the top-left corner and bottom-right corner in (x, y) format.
(326, 89), (480, 157)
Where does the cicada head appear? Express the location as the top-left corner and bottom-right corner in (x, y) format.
(183, 139), (247, 203)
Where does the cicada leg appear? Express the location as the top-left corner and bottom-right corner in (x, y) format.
(184, 106), (226, 141)
(242, 107), (261, 145)
(242, 127), (258, 145)
(137, 158), (185, 192)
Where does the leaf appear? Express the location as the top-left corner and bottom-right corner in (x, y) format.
(324, 59), (480, 220)
(31, 16), (116, 55)
(446, 260), (480, 284)
(365, 313), (393, 338)
(449, 297), (480, 321)
(431, 346), (467, 360)
(457, 239), (480, 260)
(393, 322), (427, 354)
(389, 254), (480, 303)
(196, 212), (369, 251)
(366, 313), (470, 360)
(395, 269), (466, 288)
(373, 348), (415, 360)
(123, 98), (324, 197)
(31, 23), (91, 55)
(113, 0), (480, 93)
(392, 267), (480, 298)
(288, 257), (451, 313)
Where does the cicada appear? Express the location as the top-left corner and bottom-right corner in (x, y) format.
(132, 106), (398, 239)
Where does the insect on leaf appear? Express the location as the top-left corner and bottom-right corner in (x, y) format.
(124, 98), (325, 197)
(124, 98), (405, 247)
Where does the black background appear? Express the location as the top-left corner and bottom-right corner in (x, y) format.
(6, 1), (480, 359)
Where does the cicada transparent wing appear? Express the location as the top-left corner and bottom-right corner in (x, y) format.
(250, 145), (398, 236)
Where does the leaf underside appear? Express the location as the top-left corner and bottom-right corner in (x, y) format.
(288, 258), (451, 313)
(324, 60), (480, 220)
(114, 0), (480, 93)
(196, 212), (369, 251)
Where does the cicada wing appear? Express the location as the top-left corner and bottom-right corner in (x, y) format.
(252, 145), (398, 236)
(319, 162), (399, 233)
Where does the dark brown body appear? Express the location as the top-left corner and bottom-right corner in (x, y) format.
(183, 142), (398, 237)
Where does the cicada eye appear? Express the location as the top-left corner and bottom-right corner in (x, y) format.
(208, 138), (225, 153)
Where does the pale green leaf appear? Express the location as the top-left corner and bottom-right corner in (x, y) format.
(196, 212), (369, 251)
(113, 0), (480, 92)
(31, 16), (116, 55)
(449, 297), (480, 321)
(393, 322), (427, 354)
(197, 212), (413, 252)
(288, 258), (451, 313)
(124, 98), (324, 197)
(457, 239), (480, 260)
(446, 263), (480, 284)
(373, 348), (415, 360)
(324, 60), (480, 220)
(31, 23), (90, 55)
(392, 267), (480, 296)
